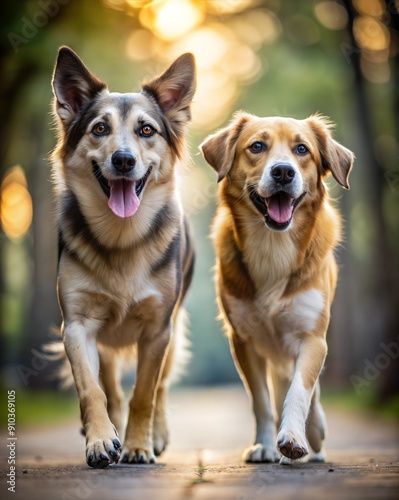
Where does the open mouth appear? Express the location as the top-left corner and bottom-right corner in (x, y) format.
(249, 188), (307, 231)
(92, 161), (152, 219)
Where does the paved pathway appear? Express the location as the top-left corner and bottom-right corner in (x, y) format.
(1, 385), (398, 499)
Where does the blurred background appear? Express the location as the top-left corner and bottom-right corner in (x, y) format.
(0, 0), (398, 425)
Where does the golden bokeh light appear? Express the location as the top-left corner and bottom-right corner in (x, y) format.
(162, 21), (262, 127)
(353, 16), (390, 52)
(117, 0), (266, 128)
(206, 0), (253, 15)
(140, 0), (205, 42)
(167, 25), (231, 69)
(240, 9), (281, 45)
(126, 29), (159, 60)
(353, 0), (385, 17)
(220, 43), (261, 82)
(115, 0), (273, 127)
(103, 0), (125, 11)
(126, 0), (151, 8)
(1, 166), (33, 242)
(192, 68), (239, 128)
(314, 1), (348, 30)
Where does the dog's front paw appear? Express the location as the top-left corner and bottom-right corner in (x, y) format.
(277, 431), (308, 460)
(243, 443), (280, 463)
(86, 435), (121, 468)
(120, 446), (155, 464)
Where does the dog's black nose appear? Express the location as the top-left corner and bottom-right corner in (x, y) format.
(111, 150), (136, 173)
(271, 164), (296, 184)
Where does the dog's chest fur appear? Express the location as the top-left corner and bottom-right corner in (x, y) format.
(57, 186), (184, 346)
(218, 213), (329, 363)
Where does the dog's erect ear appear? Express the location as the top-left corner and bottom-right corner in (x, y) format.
(52, 46), (107, 127)
(141, 53), (196, 141)
(307, 115), (355, 189)
(200, 113), (250, 182)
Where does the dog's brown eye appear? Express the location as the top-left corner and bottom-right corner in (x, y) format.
(92, 122), (109, 136)
(140, 125), (156, 138)
(249, 141), (265, 154)
(296, 144), (309, 155)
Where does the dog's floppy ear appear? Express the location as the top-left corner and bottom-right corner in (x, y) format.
(307, 114), (355, 189)
(141, 53), (196, 152)
(52, 46), (107, 127)
(200, 113), (250, 182)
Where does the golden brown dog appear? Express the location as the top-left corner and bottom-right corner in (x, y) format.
(200, 113), (354, 463)
(51, 47), (196, 467)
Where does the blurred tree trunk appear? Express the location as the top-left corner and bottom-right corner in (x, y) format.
(381, 0), (399, 399)
(0, 2), (39, 380)
(388, 0), (399, 130)
(343, 0), (399, 400)
(0, 1), (68, 385)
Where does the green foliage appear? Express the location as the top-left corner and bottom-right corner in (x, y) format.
(0, 390), (78, 426)
(321, 389), (399, 422)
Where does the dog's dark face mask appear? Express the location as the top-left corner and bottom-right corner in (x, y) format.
(52, 47), (196, 219)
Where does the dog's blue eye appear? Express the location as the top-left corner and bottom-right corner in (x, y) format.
(296, 144), (309, 155)
(92, 122), (109, 136)
(249, 141), (265, 154)
(140, 125), (156, 138)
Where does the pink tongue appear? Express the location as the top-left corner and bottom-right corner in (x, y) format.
(108, 179), (140, 218)
(266, 193), (294, 224)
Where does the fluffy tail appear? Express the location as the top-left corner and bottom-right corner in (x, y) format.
(43, 309), (190, 388)
(169, 307), (191, 384)
(43, 327), (74, 389)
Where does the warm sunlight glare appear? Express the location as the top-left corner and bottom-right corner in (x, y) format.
(206, 0), (253, 14)
(126, 29), (158, 60)
(168, 25), (231, 69)
(119, 0), (266, 128)
(140, 0), (205, 42)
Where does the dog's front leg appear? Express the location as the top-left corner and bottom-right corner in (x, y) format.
(121, 327), (170, 464)
(277, 335), (327, 463)
(231, 333), (280, 463)
(64, 323), (122, 468)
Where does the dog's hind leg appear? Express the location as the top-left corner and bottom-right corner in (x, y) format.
(269, 367), (291, 430)
(99, 346), (126, 440)
(121, 326), (170, 464)
(152, 306), (190, 456)
(231, 332), (280, 463)
(152, 335), (174, 457)
(306, 381), (327, 462)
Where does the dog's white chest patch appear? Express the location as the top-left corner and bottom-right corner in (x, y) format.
(282, 288), (325, 333)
